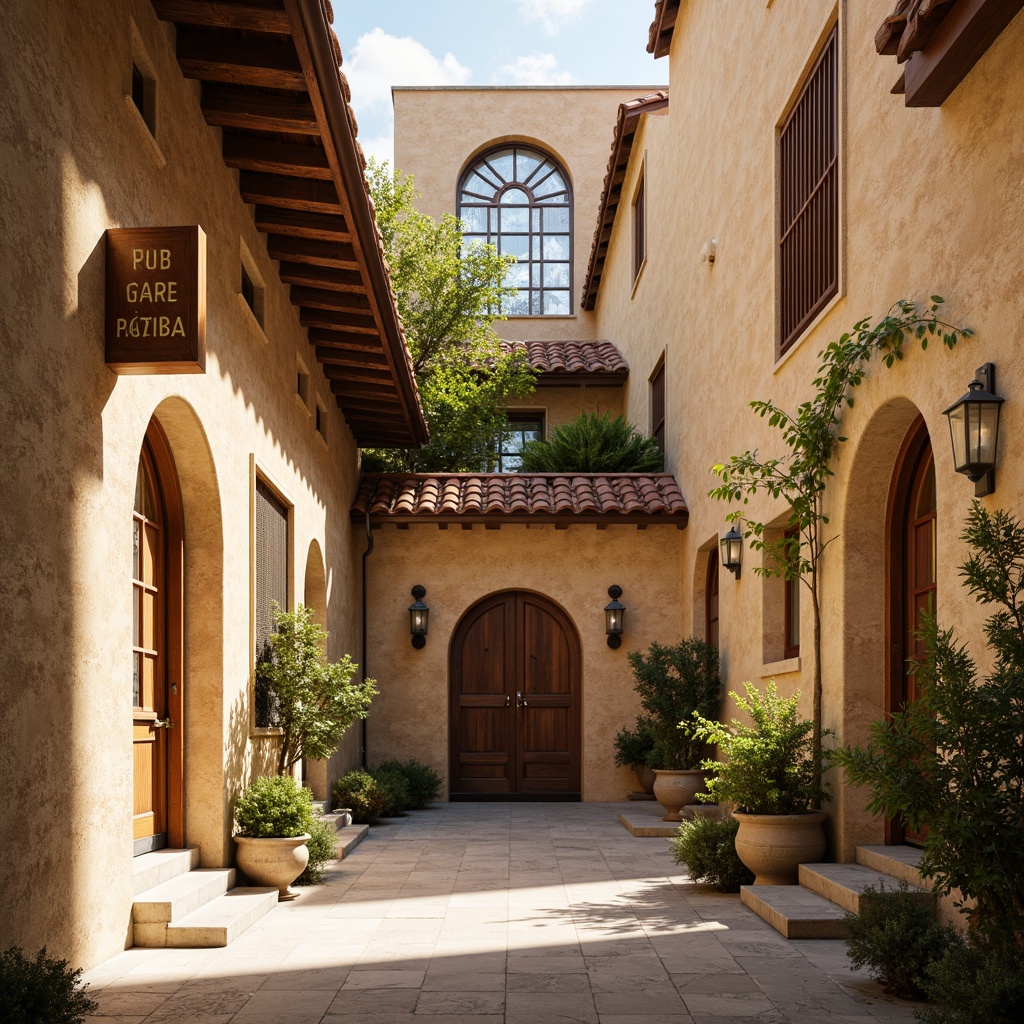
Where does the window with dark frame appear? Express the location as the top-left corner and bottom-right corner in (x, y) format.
(495, 412), (544, 472)
(457, 145), (572, 316)
(650, 358), (665, 454)
(241, 263), (256, 316)
(131, 64), (145, 118)
(778, 25), (838, 356)
(632, 172), (646, 283)
(706, 548), (719, 648)
(783, 526), (801, 659)
(254, 478), (288, 728)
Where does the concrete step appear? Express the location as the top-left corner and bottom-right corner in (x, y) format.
(857, 845), (929, 889)
(326, 820), (369, 860)
(133, 868), (236, 926)
(132, 847), (200, 896)
(799, 862), (931, 915)
(163, 887), (278, 948)
(740, 884), (848, 939)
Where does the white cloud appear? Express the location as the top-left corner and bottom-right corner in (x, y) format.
(513, 0), (591, 36)
(356, 133), (395, 170)
(345, 28), (472, 114)
(496, 52), (575, 86)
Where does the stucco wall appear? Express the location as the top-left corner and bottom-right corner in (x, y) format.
(363, 524), (684, 802)
(0, 0), (366, 967)
(505, 385), (624, 433)
(591, 1), (1024, 858)
(393, 86), (665, 343)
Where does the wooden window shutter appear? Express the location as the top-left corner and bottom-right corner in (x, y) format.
(779, 26), (838, 355)
(255, 478), (289, 728)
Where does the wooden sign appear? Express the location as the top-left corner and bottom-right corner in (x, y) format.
(105, 225), (206, 373)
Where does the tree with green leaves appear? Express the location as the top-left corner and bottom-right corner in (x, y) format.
(709, 298), (973, 790)
(362, 159), (536, 472)
(255, 604), (377, 775)
(520, 411), (664, 473)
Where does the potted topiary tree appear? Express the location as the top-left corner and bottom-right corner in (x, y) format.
(628, 638), (722, 821)
(612, 715), (656, 794)
(692, 680), (830, 884)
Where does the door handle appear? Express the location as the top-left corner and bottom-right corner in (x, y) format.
(153, 717), (173, 729)
(517, 691), (528, 707)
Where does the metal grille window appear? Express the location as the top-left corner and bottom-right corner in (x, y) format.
(779, 26), (838, 355)
(254, 478), (289, 728)
(458, 145), (572, 316)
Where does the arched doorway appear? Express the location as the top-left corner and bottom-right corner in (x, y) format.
(132, 420), (184, 853)
(449, 591), (581, 800)
(886, 416), (934, 846)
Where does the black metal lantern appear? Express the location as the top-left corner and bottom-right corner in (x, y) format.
(408, 585), (429, 649)
(720, 526), (743, 578)
(604, 585), (625, 649)
(944, 363), (1003, 497)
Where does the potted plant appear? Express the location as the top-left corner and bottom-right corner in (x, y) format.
(692, 680), (830, 885)
(613, 715), (656, 794)
(628, 637), (722, 821)
(233, 774), (314, 901)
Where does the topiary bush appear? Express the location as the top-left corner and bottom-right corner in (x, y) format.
(295, 810), (337, 886)
(234, 774), (314, 838)
(332, 770), (388, 823)
(0, 946), (98, 1024)
(670, 815), (753, 892)
(843, 881), (954, 1000)
(371, 762), (412, 817)
(520, 411), (664, 473)
(376, 758), (442, 809)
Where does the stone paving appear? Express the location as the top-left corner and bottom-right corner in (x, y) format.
(84, 803), (919, 1023)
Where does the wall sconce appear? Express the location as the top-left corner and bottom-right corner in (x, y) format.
(604, 585), (625, 649)
(408, 585), (429, 649)
(720, 527), (743, 578)
(943, 362), (1003, 497)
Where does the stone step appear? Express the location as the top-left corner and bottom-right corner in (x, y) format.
(132, 847), (200, 896)
(857, 844), (929, 889)
(162, 887), (279, 948)
(133, 868), (236, 927)
(326, 820), (369, 860)
(740, 884), (848, 939)
(799, 861), (931, 915)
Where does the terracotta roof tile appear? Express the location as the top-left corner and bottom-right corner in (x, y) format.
(647, 0), (681, 58)
(501, 340), (628, 383)
(352, 474), (688, 527)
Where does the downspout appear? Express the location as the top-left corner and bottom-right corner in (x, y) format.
(361, 509), (374, 769)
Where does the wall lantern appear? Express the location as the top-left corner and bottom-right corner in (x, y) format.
(720, 526), (743, 579)
(943, 362), (1003, 498)
(604, 586), (625, 649)
(408, 585), (429, 649)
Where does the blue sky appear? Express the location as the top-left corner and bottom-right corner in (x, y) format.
(334, 0), (668, 166)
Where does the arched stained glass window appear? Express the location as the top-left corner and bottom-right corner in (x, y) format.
(458, 145), (572, 316)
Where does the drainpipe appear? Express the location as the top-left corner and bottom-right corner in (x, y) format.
(360, 509), (374, 769)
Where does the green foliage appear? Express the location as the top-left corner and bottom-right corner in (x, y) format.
(917, 933), (1024, 1024)
(519, 411), (664, 473)
(362, 159), (536, 472)
(255, 604), (376, 775)
(627, 638), (721, 769)
(375, 758), (443, 809)
(670, 815), (754, 892)
(709, 298), (973, 787)
(843, 881), (954, 1000)
(296, 810), (337, 886)
(613, 715), (656, 769)
(834, 503), (1024, 945)
(234, 774), (314, 838)
(332, 770), (388, 824)
(371, 762), (412, 817)
(0, 947), (97, 1024)
(692, 681), (829, 813)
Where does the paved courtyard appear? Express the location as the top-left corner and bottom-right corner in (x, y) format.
(84, 803), (917, 1023)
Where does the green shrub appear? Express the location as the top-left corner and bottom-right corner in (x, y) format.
(843, 881), (954, 1000)
(332, 770), (388, 823)
(0, 946), (98, 1024)
(376, 758), (442, 809)
(234, 774), (314, 838)
(520, 411), (663, 473)
(917, 932), (1024, 1024)
(371, 763), (412, 817)
(613, 716), (656, 769)
(296, 810), (337, 886)
(670, 815), (753, 892)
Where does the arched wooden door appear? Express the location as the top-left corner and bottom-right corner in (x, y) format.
(450, 591), (581, 800)
(886, 417), (934, 846)
(133, 421), (184, 853)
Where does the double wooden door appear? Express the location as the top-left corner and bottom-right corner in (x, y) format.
(450, 591), (581, 799)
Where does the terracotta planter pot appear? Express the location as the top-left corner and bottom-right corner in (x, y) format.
(732, 811), (827, 885)
(652, 769), (709, 822)
(633, 765), (656, 795)
(234, 834), (310, 901)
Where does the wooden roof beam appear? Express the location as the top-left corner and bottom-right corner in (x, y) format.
(299, 307), (377, 333)
(240, 172), (341, 213)
(278, 261), (364, 292)
(176, 31), (306, 90)
(266, 234), (358, 269)
(253, 206), (350, 242)
(222, 135), (331, 180)
(201, 84), (319, 134)
(290, 286), (372, 315)
(152, 1), (291, 33)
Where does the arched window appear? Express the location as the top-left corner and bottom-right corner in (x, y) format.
(458, 145), (572, 316)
